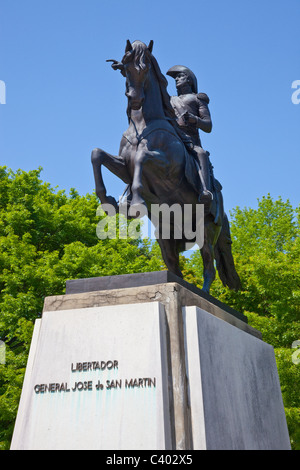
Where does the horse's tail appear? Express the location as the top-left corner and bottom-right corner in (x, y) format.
(214, 213), (241, 291)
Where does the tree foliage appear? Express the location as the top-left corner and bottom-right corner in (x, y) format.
(0, 167), (164, 449)
(0, 168), (299, 449)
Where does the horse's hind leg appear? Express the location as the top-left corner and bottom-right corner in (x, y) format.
(157, 237), (183, 278)
(201, 220), (221, 293)
(91, 148), (130, 205)
(201, 241), (215, 293)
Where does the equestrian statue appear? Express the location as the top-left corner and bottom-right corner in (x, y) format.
(91, 40), (241, 294)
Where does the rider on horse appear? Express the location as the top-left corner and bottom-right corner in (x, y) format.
(166, 65), (214, 205)
(92, 40), (240, 293)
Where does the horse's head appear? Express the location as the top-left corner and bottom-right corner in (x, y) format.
(121, 40), (153, 110)
(108, 39), (176, 123)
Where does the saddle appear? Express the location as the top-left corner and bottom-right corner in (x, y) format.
(122, 118), (224, 225)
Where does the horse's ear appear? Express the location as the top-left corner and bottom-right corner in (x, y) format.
(125, 39), (133, 53)
(148, 40), (154, 53)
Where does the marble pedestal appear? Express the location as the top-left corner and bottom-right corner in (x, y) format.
(11, 272), (291, 450)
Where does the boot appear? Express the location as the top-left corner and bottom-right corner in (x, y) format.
(197, 150), (213, 204)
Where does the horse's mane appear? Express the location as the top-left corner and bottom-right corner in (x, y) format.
(150, 53), (178, 124)
(122, 41), (177, 126)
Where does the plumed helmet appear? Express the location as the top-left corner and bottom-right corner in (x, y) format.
(166, 65), (198, 93)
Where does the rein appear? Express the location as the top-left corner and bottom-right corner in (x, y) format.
(123, 117), (180, 148)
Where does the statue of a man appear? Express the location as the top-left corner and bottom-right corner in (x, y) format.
(167, 65), (213, 203)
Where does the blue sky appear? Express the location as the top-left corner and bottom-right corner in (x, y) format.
(0, 0), (299, 215)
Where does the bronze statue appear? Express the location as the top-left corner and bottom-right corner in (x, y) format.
(166, 65), (214, 205)
(91, 40), (241, 293)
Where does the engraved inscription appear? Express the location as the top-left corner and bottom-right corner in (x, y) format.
(33, 360), (156, 394)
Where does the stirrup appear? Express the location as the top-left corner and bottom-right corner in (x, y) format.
(198, 190), (213, 204)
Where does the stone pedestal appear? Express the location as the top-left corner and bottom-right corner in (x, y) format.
(11, 272), (291, 450)
(183, 306), (291, 449)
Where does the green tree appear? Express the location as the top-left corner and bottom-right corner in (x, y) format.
(0, 167), (164, 449)
(183, 195), (300, 449)
(1, 168), (298, 449)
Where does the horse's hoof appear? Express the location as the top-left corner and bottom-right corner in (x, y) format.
(128, 202), (147, 218)
(201, 285), (210, 294)
(174, 271), (183, 279)
(101, 195), (119, 212)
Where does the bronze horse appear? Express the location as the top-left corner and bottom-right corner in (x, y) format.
(91, 40), (240, 294)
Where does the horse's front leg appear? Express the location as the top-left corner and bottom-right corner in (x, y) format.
(91, 148), (130, 210)
(128, 148), (159, 217)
